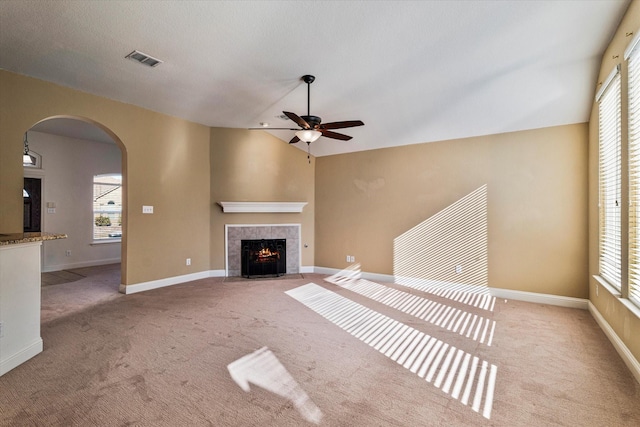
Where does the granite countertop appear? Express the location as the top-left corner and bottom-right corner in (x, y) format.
(0, 232), (67, 246)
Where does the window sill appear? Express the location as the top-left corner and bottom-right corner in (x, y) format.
(91, 239), (121, 246)
(593, 275), (640, 320)
(593, 275), (621, 297)
(620, 298), (640, 320)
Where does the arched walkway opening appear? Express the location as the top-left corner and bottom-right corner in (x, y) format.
(23, 116), (128, 316)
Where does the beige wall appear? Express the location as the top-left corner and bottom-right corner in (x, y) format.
(316, 123), (589, 298)
(209, 128), (315, 270)
(588, 1), (640, 363)
(0, 70), (211, 286)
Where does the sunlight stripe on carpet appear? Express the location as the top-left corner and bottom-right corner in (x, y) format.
(286, 283), (497, 420)
(325, 276), (496, 346)
(326, 263), (496, 311)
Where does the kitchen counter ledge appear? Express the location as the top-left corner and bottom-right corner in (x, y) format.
(0, 232), (67, 246)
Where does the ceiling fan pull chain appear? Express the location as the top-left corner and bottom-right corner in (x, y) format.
(307, 142), (311, 164)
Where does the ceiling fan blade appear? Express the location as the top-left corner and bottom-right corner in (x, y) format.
(320, 120), (364, 130)
(289, 135), (300, 144)
(248, 127), (299, 130)
(320, 130), (352, 141)
(283, 111), (310, 129)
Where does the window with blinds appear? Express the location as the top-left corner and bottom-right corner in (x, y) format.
(93, 174), (122, 240)
(628, 40), (640, 307)
(598, 67), (622, 291)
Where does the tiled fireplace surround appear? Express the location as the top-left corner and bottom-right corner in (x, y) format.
(225, 224), (301, 277)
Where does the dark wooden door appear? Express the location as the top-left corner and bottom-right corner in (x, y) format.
(24, 177), (41, 232)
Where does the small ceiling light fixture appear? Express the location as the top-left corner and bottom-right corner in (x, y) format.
(125, 50), (163, 67)
(294, 130), (322, 164)
(295, 129), (322, 143)
(23, 132), (33, 165)
(259, 122), (270, 127)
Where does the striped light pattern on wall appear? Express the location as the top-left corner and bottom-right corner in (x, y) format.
(286, 283), (497, 419)
(393, 185), (488, 295)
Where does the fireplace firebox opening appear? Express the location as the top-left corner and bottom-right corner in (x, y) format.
(241, 239), (286, 278)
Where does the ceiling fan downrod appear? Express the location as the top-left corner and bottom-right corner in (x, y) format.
(302, 74), (315, 117)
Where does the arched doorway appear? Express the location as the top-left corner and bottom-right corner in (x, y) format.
(24, 116), (127, 297)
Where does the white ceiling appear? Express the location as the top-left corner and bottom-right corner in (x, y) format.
(0, 0), (631, 156)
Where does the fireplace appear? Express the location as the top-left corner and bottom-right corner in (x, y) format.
(241, 239), (286, 278)
(225, 224), (300, 277)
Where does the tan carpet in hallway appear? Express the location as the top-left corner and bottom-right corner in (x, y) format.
(1, 266), (639, 426)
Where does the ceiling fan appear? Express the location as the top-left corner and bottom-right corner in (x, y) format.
(253, 75), (364, 160)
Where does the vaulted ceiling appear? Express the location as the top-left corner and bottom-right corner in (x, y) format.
(0, 1), (631, 156)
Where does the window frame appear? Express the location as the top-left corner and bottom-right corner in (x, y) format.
(626, 33), (640, 308)
(92, 173), (123, 242)
(597, 65), (622, 292)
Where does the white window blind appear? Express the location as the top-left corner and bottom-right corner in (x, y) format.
(598, 67), (622, 290)
(628, 42), (640, 306)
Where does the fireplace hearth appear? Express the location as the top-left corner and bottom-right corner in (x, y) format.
(241, 239), (286, 278)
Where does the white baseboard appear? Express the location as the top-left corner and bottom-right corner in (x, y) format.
(121, 271), (211, 294)
(313, 266), (394, 283)
(42, 258), (121, 273)
(121, 269), (227, 294)
(300, 266), (315, 274)
(314, 267), (588, 310)
(489, 288), (589, 310)
(210, 269), (226, 277)
(365, 271), (395, 283)
(588, 302), (640, 385)
(0, 338), (43, 377)
(313, 266), (339, 275)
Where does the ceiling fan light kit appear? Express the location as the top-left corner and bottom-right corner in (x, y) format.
(295, 129), (322, 143)
(251, 74), (364, 163)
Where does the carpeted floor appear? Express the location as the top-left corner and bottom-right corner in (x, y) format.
(41, 270), (86, 287)
(1, 264), (639, 426)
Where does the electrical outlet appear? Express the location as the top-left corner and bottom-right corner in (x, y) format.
(142, 205), (154, 214)
(346, 255), (350, 262)
(186, 258), (191, 266)
(455, 265), (463, 274)
(65, 250), (71, 257)
(351, 256), (355, 262)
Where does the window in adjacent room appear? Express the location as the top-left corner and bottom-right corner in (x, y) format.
(597, 66), (622, 291)
(93, 174), (122, 241)
(627, 36), (640, 307)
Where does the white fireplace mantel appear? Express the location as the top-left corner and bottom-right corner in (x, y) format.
(218, 202), (308, 213)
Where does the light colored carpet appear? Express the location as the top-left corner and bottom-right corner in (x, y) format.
(1, 265), (639, 426)
(41, 270), (85, 286)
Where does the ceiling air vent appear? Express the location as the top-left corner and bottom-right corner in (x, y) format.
(125, 50), (163, 67)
